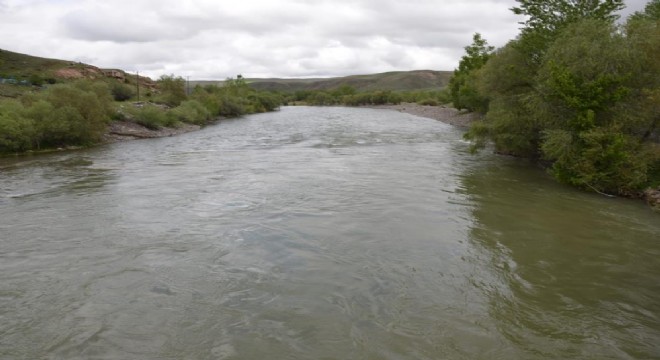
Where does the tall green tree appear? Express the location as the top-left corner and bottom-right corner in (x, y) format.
(512, 0), (624, 64)
(535, 19), (652, 194)
(463, 0), (660, 195)
(512, 0), (624, 33)
(158, 74), (187, 106)
(448, 33), (493, 112)
(0, 100), (34, 152)
(625, 0), (659, 22)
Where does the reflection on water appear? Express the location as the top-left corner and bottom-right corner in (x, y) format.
(1, 151), (115, 200)
(1, 106), (658, 359)
(462, 160), (660, 359)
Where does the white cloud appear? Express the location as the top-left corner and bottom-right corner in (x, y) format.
(0, 0), (650, 79)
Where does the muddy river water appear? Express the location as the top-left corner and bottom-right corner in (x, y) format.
(1, 106), (658, 359)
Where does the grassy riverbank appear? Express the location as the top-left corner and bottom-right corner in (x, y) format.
(0, 75), (284, 155)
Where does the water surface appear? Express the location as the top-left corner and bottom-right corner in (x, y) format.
(1, 106), (658, 359)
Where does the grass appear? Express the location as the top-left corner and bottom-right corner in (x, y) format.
(0, 48), (70, 80)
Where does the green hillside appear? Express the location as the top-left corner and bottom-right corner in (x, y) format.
(0, 48), (70, 79)
(1, 48), (452, 98)
(192, 70), (453, 93)
(0, 48), (151, 98)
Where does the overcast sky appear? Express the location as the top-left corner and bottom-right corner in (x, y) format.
(0, 0), (649, 80)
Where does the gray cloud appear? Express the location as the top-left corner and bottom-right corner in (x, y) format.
(0, 0), (650, 79)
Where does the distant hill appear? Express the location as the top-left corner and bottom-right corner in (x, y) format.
(0, 48), (153, 97)
(192, 70), (453, 93)
(1, 49), (452, 98)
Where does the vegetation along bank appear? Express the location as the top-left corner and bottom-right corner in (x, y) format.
(0, 54), (283, 154)
(448, 0), (660, 209)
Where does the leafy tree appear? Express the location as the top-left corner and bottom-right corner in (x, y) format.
(158, 74), (187, 106)
(511, 0), (624, 63)
(464, 39), (545, 156)
(224, 75), (250, 97)
(463, 0), (660, 195)
(0, 100), (34, 152)
(624, 0), (660, 142)
(536, 20), (632, 128)
(448, 33), (493, 112)
(535, 19), (654, 194)
(512, 0), (624, 33)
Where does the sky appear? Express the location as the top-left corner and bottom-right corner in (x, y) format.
(0, 0), (649, 80)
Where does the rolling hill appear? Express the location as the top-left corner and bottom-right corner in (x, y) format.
(0, 48), (153, 98)
(192, 70), (453, 93)
(1, 48), (453, 98)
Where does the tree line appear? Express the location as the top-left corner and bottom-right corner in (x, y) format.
(450, 0), (659, 196)
(285, 85), (450, 106)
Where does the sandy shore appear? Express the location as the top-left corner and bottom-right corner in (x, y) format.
(365, 103), (481, 128)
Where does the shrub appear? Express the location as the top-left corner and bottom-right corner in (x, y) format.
(132, 105), (176, 130)
(170, 100), (212, 125)
(28, 74), (44, 86)
(20, 82), (112, 147)
(218, 95), (247, 117)
(157, 74), (187, 106)
(0, 100), (34, 152)
(111, 82), (134, 101)
(253, 92), (282, 112)
(543, 127), (651, 195)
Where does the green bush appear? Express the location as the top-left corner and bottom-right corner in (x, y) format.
(191, 89), (222, 116)
(0, 100), (34, 152)
(111, 82), (134, 101)
(462, 2), (660, 196)
(218, 95), (247, 117)
(543, 128), (651, 195)
(131, 105), (177, 130)
(448, 33), (493, 112)
(20, 82), (112, 147)
(157, 74), (187, 106)
(251, 92), (281, 112)
(28, 74), (44, 86)
(170, 100), (212, 125)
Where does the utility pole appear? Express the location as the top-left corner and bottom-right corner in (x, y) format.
(136, 71), (140, 102)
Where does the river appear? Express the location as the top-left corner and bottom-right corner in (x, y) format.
(1, 106), (659, 359)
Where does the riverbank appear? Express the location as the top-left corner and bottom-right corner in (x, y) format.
(103, 103), (479, 145)
(103, 120), (202, 143)
(365, 102), (481, 128)
(369, 103), (660, 211)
